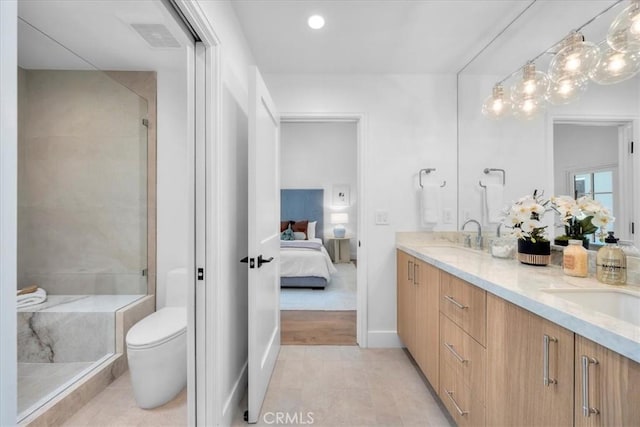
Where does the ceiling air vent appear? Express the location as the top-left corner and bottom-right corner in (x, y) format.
(131, 23), (181, 48)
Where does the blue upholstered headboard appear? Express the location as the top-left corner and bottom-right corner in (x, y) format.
(281, 189), (324, 240)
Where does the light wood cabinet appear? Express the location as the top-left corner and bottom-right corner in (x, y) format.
(440, 272), (486, 346)
(397, 250), (416, 353)
(396, 251), (439, 386)
(486, 294), (574, 427)
(440, 313), (486, 426)
(414, 259), (439, 387)
(574, 335), (640, 427)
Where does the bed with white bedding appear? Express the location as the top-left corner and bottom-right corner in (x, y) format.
(280, 239), (337, 288)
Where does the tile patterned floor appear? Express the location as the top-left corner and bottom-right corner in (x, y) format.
(59, 346), (450, 426)
(232, 346), (453, 427)
(61, 371), (187, 426)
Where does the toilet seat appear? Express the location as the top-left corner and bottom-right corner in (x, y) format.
(126, 307), (186, 350)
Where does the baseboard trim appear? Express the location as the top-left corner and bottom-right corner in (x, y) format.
(366, 330), (403, 348)
(221, 360), (248, 426)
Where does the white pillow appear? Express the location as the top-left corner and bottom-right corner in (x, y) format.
(307, 221), (317, 240)
(293, 232), (306, 240)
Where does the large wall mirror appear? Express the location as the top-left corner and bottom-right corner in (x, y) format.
(457, 0), (639, 245)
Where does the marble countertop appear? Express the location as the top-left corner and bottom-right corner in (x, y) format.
(396, 233), (640, 363)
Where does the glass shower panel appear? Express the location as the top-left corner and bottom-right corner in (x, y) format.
(16, 16), (149, 422)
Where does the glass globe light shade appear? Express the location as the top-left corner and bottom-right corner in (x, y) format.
(590, 40), (640, 84)
(481, 84), (511, 119)
(607, 0), (640, 53)
(546, 76), (588, 104)
(548, 32), (601, 82)
(510, 62), (550, 103)
(512, 94), (545, 120)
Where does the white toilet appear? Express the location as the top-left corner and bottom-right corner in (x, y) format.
(126, 268), (187, 409)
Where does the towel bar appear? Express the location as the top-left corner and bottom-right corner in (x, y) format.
(483, 168), (506, 185)
(419, 168), (446, 188)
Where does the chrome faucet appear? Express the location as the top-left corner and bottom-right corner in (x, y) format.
(462, 219), (483, 249)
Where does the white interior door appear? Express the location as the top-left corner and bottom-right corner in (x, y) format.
(247, 66), (280, 424)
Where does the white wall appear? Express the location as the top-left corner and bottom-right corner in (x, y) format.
(193, 1), (256, 424)
(0, 1), (18, 424)
(458, 74), (640, 236)
(266, 73), (458, 346)
(281, 121), (358, 257)
(553, 124), (619, 196)
(156, 68), (189, 309)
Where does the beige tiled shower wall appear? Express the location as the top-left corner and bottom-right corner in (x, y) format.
(17, 69), (151, 295)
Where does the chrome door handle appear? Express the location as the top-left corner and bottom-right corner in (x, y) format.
(543, 334), (558, 386)
(444, 295), (468, 310)
(581, 355), (600, 418)
(444, 389), (468, 416)
(444, 342), (468, 364)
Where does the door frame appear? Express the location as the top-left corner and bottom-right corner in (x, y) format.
(547, 115), (639, 245)
(280, 112), (368, 347)
(174, 1), (222, 425)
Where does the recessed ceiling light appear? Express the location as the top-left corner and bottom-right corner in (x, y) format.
(308, 15), (325, 30)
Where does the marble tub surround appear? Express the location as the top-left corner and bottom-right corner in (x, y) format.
(397, 233), (640, 363)
(17, 295), (143, 363)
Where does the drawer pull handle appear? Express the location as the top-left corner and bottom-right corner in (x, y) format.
(581, 355), (600, 418)
(444, 389), (468, 416)
(543, 334), (558, 386)
(444, 342), (468, 364)
(444, 295), (468, 310)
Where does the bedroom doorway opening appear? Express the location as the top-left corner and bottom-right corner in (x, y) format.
(278, 119), (359, 345)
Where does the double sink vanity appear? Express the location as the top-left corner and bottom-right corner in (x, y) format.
(396, 232), (640, 427)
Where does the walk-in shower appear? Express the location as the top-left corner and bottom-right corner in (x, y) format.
(16, 17), (154, 421)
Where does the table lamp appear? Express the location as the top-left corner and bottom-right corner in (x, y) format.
(330, 213), (348, 238)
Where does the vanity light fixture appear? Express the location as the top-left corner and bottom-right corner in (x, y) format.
(308, 14), (325, 30)
(548, 31), (600, 84)
(607, 0), (640, 53)
(510, 62), (549, 104)
(481, 0), (640, 120)
(590, 39), (640, 84)
(481, 83), (511, 119)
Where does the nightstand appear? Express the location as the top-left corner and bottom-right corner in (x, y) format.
(327, 237), (351, 263)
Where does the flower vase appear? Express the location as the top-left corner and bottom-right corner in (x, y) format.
(517, 239), (551, 266)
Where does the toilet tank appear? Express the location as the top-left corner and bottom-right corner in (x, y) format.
(165, 268), (188, 307)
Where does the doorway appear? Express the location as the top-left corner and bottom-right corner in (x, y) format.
(553, 119), (635, 243)
(278, 119), (359, 345)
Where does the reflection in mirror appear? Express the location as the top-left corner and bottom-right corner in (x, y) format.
(457, 0), (639, 247)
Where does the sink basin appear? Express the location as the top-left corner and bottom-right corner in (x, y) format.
(542, 288), (640, 326)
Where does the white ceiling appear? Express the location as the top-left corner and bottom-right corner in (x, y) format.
(231, 0), (623, 76)
(17, 0), (191, 71)
(16, 0), (625, 79)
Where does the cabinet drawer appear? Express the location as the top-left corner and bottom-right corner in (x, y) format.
(440, 272), (486, 346)
(440, 313), (486, 405)
(440, 358), (485, 427)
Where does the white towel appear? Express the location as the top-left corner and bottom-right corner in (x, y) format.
(484, 183), (504, 224)
(17, 288), (47, 309)
(420, 183), (439, 226)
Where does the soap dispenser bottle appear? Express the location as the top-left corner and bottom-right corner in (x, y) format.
(596, 231), (627, 285)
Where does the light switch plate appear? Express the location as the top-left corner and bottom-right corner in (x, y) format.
(375, 210), (389, 225)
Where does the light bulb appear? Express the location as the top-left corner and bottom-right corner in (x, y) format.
(608, 0), (640, 52)
(590, 39), (640, 84)
(308, 15), (325, 30)
(549, 32), (600, 83)
(482, 84), (511, 119)
(546, 76), (588, 105)
(510, 62), (549, 103)
(513, 94), (545, 120)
